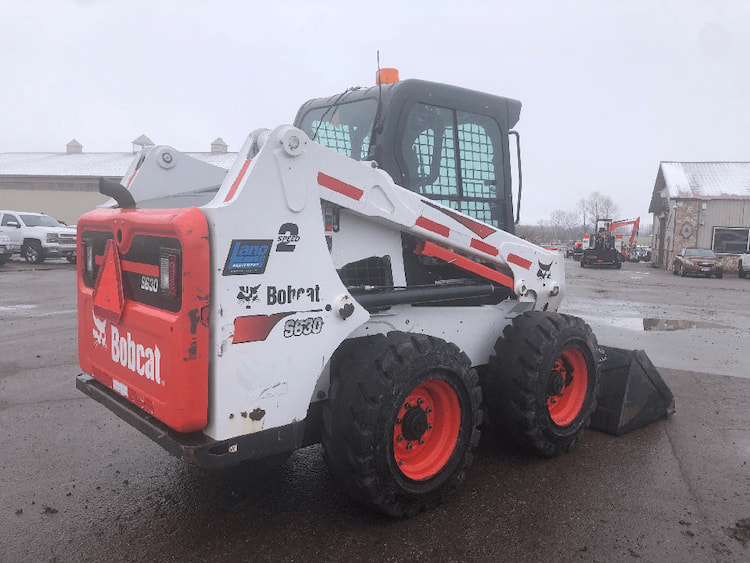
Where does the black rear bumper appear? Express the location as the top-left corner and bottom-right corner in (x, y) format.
(76, 374), (305, 469)
(582, 250), (622, 266)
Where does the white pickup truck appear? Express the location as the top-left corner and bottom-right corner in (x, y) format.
(0, 210), (76, 264)
(740, 253), (750, 279)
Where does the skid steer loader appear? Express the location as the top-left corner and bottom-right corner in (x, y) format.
(76, 69), (673, 517)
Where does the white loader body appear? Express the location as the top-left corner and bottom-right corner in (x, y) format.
(115, 125), (562, 443)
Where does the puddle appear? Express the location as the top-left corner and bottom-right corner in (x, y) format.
(642, 318), (731, 331)
(584, 315), (732, 331)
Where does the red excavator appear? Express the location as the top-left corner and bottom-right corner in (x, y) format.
(581, 217), (640, 268)
(610, 217), (640, 259)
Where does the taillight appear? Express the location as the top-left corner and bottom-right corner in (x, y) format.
(86, 242), (95, 275)
(81, 237), (95, 280)
(159, 251), (180, 298)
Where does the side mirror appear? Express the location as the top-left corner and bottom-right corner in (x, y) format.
(7, 220), (20, 228)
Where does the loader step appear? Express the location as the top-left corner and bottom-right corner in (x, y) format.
(76, 374), (304, 469)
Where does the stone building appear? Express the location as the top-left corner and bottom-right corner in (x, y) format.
(649, 162), (750, 272)
(0, 137), (236, 225)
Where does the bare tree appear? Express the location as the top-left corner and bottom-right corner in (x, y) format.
(549, 209), (580, 241)
(515, 223), (544, 244)
(578, 191), (619, 228)
(518, 193), (624, 244)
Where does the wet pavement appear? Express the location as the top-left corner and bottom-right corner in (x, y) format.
(1, 257), (749, 561)
(560, 259), (750, 379)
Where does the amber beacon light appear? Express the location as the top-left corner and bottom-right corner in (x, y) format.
(376, 67), (399, 85)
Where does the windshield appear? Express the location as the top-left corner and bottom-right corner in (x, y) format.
(20, 214), (63, 228)
(298, 98), (377, 161)
(685, 249), (716, 258)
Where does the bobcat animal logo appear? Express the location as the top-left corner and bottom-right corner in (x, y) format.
(537, 260), (552, 280)
(237, 284), (261, 308)
(92, 312), (107, 348)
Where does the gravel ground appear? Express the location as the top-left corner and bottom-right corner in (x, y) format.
(0, 256), (748, 562)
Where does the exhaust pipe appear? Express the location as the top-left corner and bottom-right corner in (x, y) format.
(99, 177), (136, 209)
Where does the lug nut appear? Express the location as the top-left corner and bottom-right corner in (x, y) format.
(406, 443), (413, 450)
(397, 435), (404, 442)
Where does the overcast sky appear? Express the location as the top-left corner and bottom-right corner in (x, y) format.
(2, 0), (749, 224)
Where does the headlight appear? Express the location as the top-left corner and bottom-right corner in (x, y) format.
(47, 233), (59, 243)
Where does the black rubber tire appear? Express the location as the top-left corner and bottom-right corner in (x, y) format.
(739, 263), (746, 279)
(579, 260), (585, 268)
(680, 264), (687, 277)
(0, 255), (8, 266)
(322, 332), (482, 518)
(672, 264), (678, 275)
(66, 254), (76, 264)
(22, 241), (44, 264)
(716, 273), (723, 279)
(615, 261), (622, 269)
(482, 312), (600, 457)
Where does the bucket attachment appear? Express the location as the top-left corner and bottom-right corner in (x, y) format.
(590, 346), (675, 436)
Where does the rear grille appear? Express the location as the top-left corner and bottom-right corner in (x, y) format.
(80, 230), (182, 312)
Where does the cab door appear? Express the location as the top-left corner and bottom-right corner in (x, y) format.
(392, 98), (515, 233)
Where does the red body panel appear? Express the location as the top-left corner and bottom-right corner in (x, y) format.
(77, 207), (210, 433)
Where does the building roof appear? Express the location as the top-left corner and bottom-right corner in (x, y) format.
(650, 161), (750, 214)
(657, 162), (750, 199)
(0, 151), (238, 177)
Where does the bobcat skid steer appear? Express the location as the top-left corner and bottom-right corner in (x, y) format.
(76, 69), (673, 517)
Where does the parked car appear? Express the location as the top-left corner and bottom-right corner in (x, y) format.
(0, 233), (19, 265)
(672, 248), (723, 278)
(628, 245), (652, 263)
(739, 253), (750, 279)
(0, 210), (76, 264)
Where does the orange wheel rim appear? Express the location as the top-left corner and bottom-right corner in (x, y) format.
(547, 347), (588, 426)
(393, 379), (460, 481)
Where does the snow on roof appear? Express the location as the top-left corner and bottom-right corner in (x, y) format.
(0, 151), (238, 177)
(658, 162), (750, 200)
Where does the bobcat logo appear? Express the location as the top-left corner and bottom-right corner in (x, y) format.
(92, 311), (107, 348)
(237, 284), (261, 309)
(537, 260), (553, 280)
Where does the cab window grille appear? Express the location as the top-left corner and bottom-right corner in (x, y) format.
(312, 121), (353, 157)
(457, 119), (497, 200)
(402, 104), (504, 228)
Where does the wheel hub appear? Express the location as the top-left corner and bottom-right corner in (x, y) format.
(400, 405), (428, 441)
(548, 365), (565, 397)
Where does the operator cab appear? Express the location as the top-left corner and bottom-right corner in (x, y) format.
(294, 70), (522, 234)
